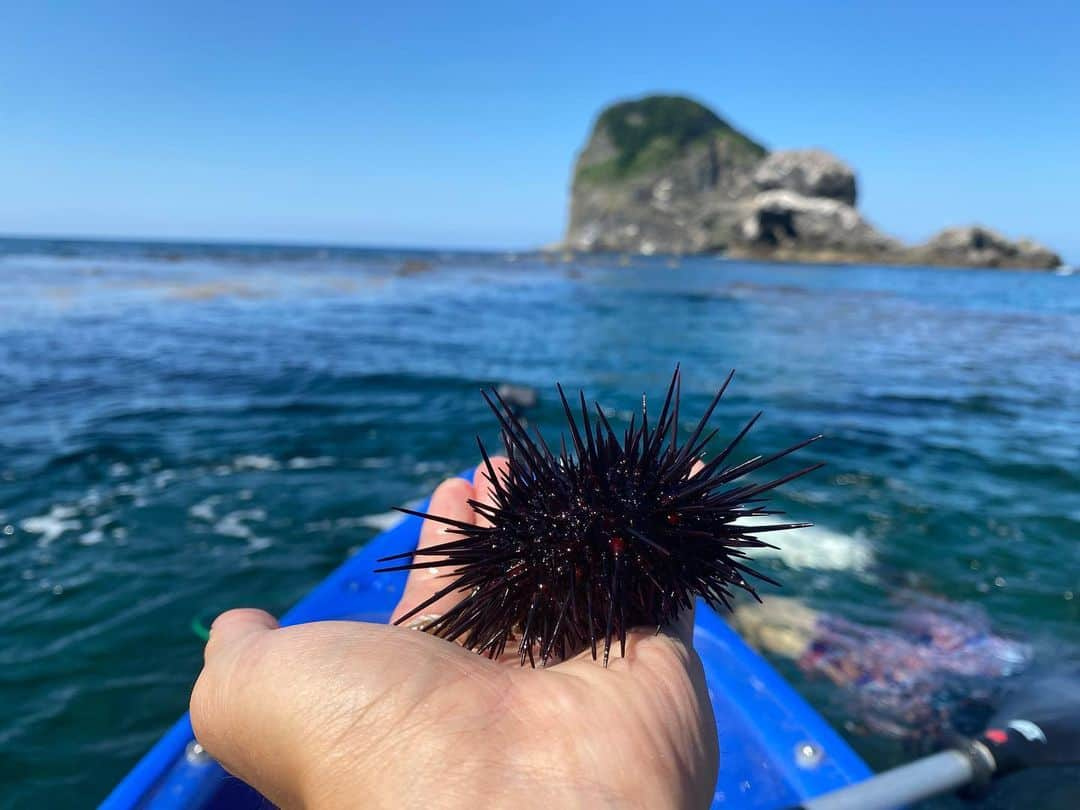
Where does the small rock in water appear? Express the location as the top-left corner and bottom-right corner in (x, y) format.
(495, 383), (538, 413)
(907, 225), (1061, 270)
(396, 259), (434, 276)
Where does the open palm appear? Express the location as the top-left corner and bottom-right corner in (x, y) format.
(191, 460), (719, 809)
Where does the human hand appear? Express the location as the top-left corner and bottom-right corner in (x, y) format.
(190, 458), (719, 809)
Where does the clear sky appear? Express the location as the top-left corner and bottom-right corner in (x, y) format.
(3, 2), (1078, 260)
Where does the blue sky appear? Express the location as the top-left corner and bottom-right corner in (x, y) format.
(2, 2), (1078, 259)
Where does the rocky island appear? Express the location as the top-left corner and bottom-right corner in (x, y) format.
(563, 95), (1062, 270)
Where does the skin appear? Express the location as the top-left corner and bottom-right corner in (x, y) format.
(190, 457), (720, 809)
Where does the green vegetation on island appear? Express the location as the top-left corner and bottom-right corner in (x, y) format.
(574, 95), (766, 186)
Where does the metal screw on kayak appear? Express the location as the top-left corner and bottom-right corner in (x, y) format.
(185, 741), (212, 765)
(796, 741), (824, 769)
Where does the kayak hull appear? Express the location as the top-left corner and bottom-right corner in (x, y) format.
(102, 481), (870, 809)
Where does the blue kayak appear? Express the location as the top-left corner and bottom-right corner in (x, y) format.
(101, 479), (871, 809)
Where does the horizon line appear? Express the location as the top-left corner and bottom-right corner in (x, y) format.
(0, 230), (553, 255)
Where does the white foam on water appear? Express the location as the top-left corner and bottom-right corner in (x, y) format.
(152, 470), (177, 489)
(735, 515), (873, 572)
(286, 456), (335, 469)
(213, 508), (266, 539)
(304, 516), (378, 532)
(79, 529), (105, 546)
(233, 455), (280, 471)
(359, 511), (405, 531)
(20, 505), (82, 546)
(412, 461), (452, 476)
(213, 508), (271, 550)
(188, 495), (220, 522)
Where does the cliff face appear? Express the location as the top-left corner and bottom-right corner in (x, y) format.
(566, 96), (766, 254)
(564, 95), (1062, 269)
(733, 149), (900, 261)
(752, 149), (856, 206)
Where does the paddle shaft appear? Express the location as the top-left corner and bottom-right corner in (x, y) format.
(798, 742), (995, 810)
(799, 671), (1080, 808)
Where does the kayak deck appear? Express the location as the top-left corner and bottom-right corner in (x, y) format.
(102, 482), (870, 809)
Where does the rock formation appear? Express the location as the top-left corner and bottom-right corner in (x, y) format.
(752, 149), (856, 206)
(563, 95), (1062, 270)
(906, 226), (1061, 270)
(729, 190), (900, 263)
(565, 95), (765, 254)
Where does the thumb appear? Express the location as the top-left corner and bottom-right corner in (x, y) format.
(204, 608), (278, 659)
(191, 608), (314, 808)
(190, 612), (435, 809)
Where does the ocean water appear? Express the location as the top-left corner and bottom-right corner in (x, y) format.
(0, 237), (1077, 807)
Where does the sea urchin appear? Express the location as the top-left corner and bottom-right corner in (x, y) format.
(376, 368), (821, 667)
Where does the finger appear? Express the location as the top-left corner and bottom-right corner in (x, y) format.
(192, 608), (310, 806)
(390, 476), (476, 625)
(193, 619), (378, 808)
(204, 608), (279, 663)
(192, 617), (505, 809)
(471, 455), (510, 528)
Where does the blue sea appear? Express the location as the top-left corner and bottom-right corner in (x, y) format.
(0, 237), (1077, 807)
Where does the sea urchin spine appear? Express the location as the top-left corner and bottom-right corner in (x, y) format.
(376, 368), (821, 667)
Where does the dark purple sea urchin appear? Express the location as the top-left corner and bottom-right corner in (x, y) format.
(376, 368), (821, 667)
